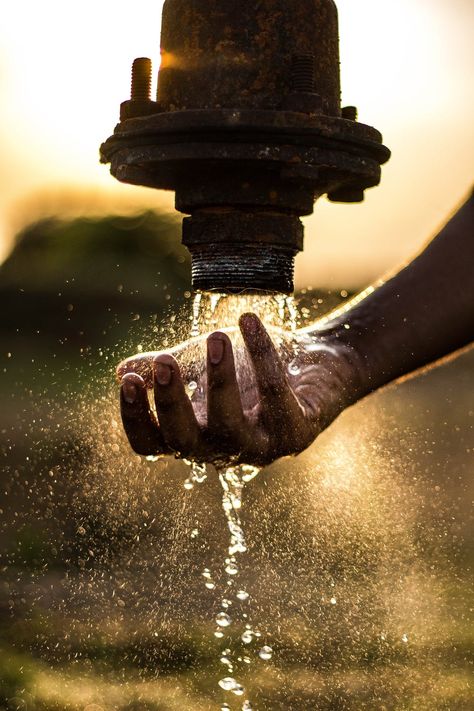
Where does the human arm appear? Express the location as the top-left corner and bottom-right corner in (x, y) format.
(118, 189), (474, 466)
(311, 188), (474, 393)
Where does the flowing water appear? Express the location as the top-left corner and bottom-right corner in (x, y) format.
(181, 292), (300, 709)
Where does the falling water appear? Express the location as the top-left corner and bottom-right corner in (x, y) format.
(182, 291), (298, 709)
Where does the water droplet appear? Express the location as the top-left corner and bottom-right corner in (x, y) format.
(288, 361), (301, 376)
(241, 465), (259, 483)
(205, 581), (216, 590)
(230, 541), (247, 555)
(216, 612), (232, 628)
(219, 677), (238, 691)
(191, 528), (199, 539)
(225, 561), (239, 576)
(222, 598), (232, 609)
(259, 645), (273, 660)
(237, 590), (249, 601)
(402, 633), (409, 643)
(184, 479), (194, 491)
(241, 631), (253, 644)
(242, 702), (253, 710)
(214, 629), (224, 639)
(188, 380), (198, 391)
(228, 521), (243, 537)
(232, 685), (245, 696)
(202, 568), (212, 579)
(243, 656), (251, 664)
(330, 597), (337, 605)
(221, 705), (231, 711)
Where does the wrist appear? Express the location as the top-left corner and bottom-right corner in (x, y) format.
(296, 324), (372, 407)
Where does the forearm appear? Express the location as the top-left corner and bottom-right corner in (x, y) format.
(305, 189), (474, 394)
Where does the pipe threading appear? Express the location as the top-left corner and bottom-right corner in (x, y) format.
(291, 54), (316, 93)
(131, 58), (152, 100)
(190, 243), (296, 294)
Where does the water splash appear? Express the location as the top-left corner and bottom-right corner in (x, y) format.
(183, 459), (208, 491)
(180, 291), (303, 707)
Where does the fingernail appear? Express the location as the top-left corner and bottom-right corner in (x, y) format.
(208, 336), (225, 365)
(122, 379), (137, 404)
(155, 362), (172, 386)
(240, 313), (259, 335)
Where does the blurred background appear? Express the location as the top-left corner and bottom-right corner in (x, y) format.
(0, 1), (473, 709)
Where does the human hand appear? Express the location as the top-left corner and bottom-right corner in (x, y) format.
(117, 313), (366, 467)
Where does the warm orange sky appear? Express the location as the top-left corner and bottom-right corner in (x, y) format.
(0, 0), (473, 288)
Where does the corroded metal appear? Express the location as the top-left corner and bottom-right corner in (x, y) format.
(101, 0), (390, 294)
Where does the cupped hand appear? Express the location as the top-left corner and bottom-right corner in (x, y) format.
(117, 313), (365, 467)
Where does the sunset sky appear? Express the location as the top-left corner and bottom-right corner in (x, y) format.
(0, 0), (473, 288)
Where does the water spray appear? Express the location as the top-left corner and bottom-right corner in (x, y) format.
(100, 0), (390, 294)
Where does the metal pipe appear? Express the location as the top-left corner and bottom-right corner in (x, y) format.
(101, 0), (390, 294)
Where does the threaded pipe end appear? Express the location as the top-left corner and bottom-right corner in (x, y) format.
(189, 243), (296, 294)
(291, 54), (315, 93)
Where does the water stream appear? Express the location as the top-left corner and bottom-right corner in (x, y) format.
(182, 292), (300, 709)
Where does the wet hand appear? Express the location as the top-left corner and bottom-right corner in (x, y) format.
(117, 313), (364, 467)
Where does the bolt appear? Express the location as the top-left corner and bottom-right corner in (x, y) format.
(120, 57), (160, 121)
(130, 57), (152, 101)
(342, 105), (358, 121)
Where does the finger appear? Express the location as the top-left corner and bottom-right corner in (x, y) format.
(153, 355), (202, 456)
(207, 332), (246, 446)
(120, 373), (168, 455)
(239, 313), (306, 435)
(117, 354), (155, 387)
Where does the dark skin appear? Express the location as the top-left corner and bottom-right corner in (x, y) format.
(118, 314), (363, 466)
(118, 189), (474, 467)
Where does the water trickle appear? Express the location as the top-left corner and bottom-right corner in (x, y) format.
(183, 460), (208, 492)
(179, 292), (304, 708)
(191, 291), (203, 338)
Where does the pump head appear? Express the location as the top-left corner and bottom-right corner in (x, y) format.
(100, 0), (390, 294)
